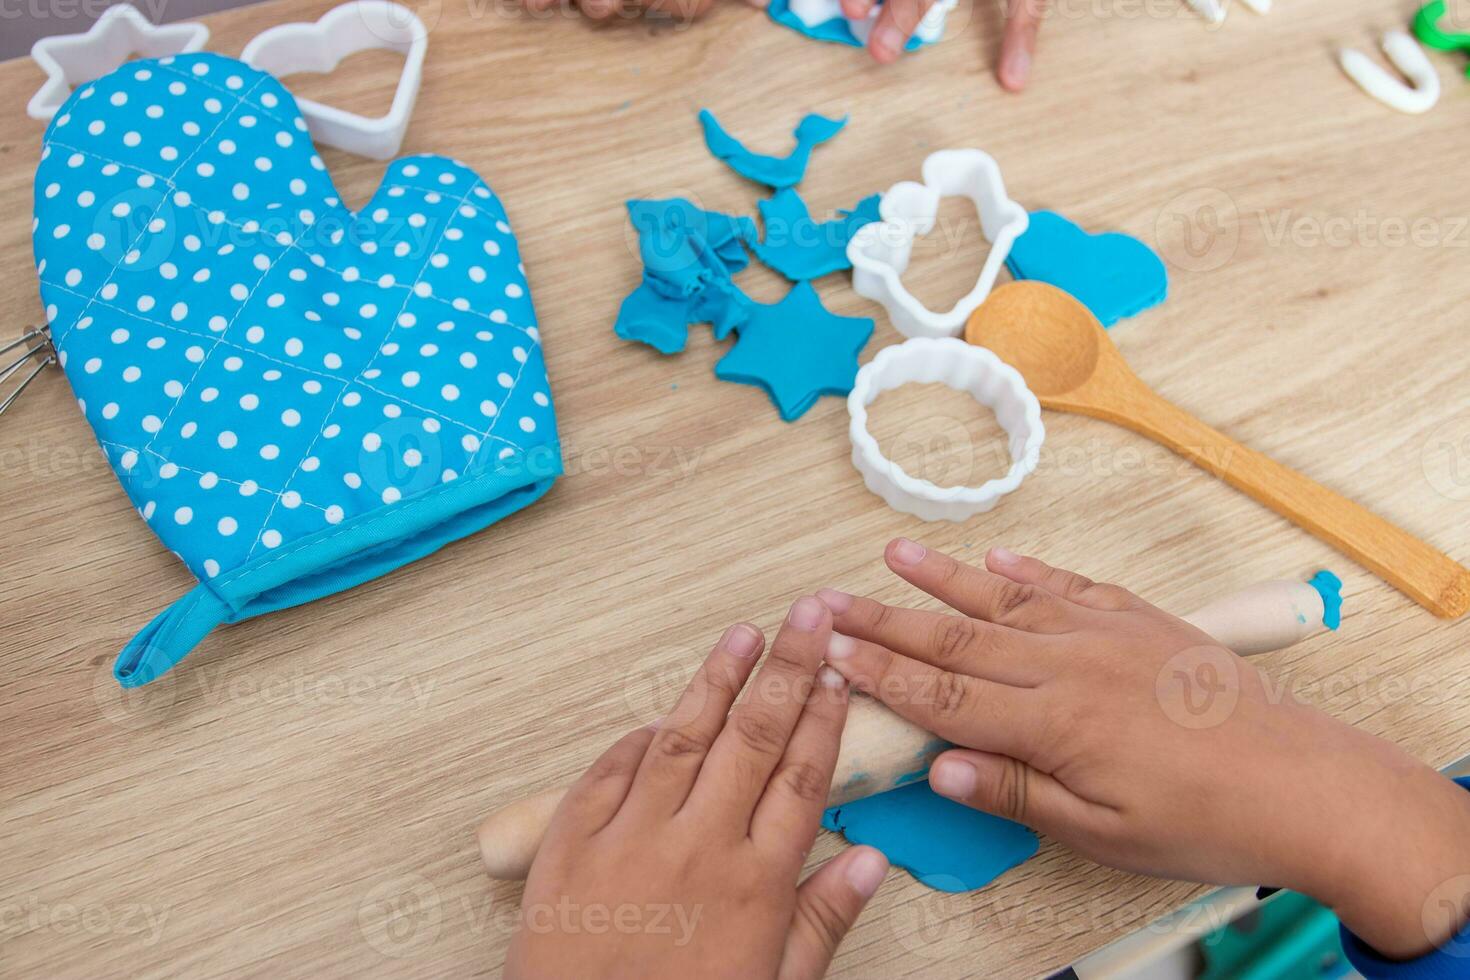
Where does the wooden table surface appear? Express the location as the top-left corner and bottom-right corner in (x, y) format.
(3, 0), (1469, 975)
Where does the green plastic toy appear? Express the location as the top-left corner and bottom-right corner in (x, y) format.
(1198, 892), (1349, 980)
(1414, 0), (1470, 76)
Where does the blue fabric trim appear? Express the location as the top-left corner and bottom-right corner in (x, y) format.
(113, 449), (561, 687)
(1338, 776), (1470, 978)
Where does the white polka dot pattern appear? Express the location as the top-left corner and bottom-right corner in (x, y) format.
(33, 53), (559, 585)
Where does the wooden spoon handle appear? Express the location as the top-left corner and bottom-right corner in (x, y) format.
(1119, 390), (1470, 618)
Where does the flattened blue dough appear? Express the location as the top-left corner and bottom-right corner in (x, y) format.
(822, 782), (1040, 893)
(615, 283), (697, 355)
(699, 109), (847, 189)
(714, 281), (873, 421)
(616, 198), (757, 353)
(1004, 210), (1169, 327)
(754, 189), (883, 281)
(766, 0), (927, 51)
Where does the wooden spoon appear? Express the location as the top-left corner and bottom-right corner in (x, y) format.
(964, 281), (1470, 619)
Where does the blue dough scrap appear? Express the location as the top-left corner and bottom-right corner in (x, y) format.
(714, 281), (872, 421)
(1004, 210), (1169, 327)
(615, 198), (757, 354)
(1309, 570), (1344, 630)
(823, 782), (1040, 893)
(753, 188), (883, 281)
(698, 109), (847, 190)
(766, 0), (928, 51)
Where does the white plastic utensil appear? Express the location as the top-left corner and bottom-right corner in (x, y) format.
(28, 4), (209, 121)
(846, 337), (1044, 522)
(847, 149), (1028, 340)
(241, 1), (428, 159)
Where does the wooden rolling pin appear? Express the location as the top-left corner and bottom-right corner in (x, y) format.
(478, 577), (1338, 880)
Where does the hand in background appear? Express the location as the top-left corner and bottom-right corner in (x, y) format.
(819, 540), (1470, 960)
(506, 598), (888, 980)
(997, 0), (1044, 90)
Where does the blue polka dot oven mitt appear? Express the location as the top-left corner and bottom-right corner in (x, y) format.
(31, 53), (562, 688)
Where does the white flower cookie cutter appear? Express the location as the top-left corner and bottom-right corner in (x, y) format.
(241, 0), (429, 160)
(27, 4), (209, 121)
(848, 337), (1045, 522)
(847, 148), (1028, 340)
(787, 0), (960, 46)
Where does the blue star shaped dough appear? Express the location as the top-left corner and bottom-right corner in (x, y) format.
(714, 281), (873, 421)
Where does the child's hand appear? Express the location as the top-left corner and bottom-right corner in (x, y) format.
(847, 0), (1043, 83)
(505, 598), (889, 980)
(819, 541), (1470, 960)
(838, 0), (942, 63)
(997, 0), (1043, 90)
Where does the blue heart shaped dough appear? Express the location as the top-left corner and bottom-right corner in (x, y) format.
(1004, 210), (1168, 327)
(32, 53), (561, 686)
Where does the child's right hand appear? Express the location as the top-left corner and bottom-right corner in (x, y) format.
(819, 540), (1470, 960)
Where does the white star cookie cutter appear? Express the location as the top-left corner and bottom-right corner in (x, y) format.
(787, 0), (959, 46)
(241, 1), (428, 160)
(847, 148), (1028, 340)
(27, 4), (209, 121)
(1338, 32), (1441, 115)
(847, 337), (1044, 522)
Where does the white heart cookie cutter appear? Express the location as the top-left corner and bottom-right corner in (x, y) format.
(847, 149), (1028, 340)
(27, 4), (209, 121)
(787, 0), (959, 46)
(1338, 32), (1441, 115)
(848, 337), (1044, 522)
(241, 1), (428, 160)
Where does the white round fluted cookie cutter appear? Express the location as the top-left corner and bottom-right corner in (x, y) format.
(848, 337), (1045, 522)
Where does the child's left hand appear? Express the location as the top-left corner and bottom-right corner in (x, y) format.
(505, 598), (889, 980)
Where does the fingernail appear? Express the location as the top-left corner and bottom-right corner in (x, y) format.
(817, 588), (853, 613)
(788, 596), (824, 631)
(647, 715), (665, 730)
(930, 759), (977, 799)
(845, 847), (889, 898)
(818, 664), (847, 689)
(827, 633), (856, 659)
(724, 624), (761, 658)
(990, 546), (1020, 566)
(1001, 48), (1031, 89)
(890, 538), (926, 566)
(873, 24), (903, 57)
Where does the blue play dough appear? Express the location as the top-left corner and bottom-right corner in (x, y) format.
(766, 0), (928, 51)
(32, 52), (561, 687)
(615, 198), (756, 354)
(698, 109), (847, 190)
(823, 782), (1040, 893)
(1004, 210), (1169, 327)
(753, 189), (882, 281)
(714, 281), (872, 421)
(1309, 570), (1344, 630)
